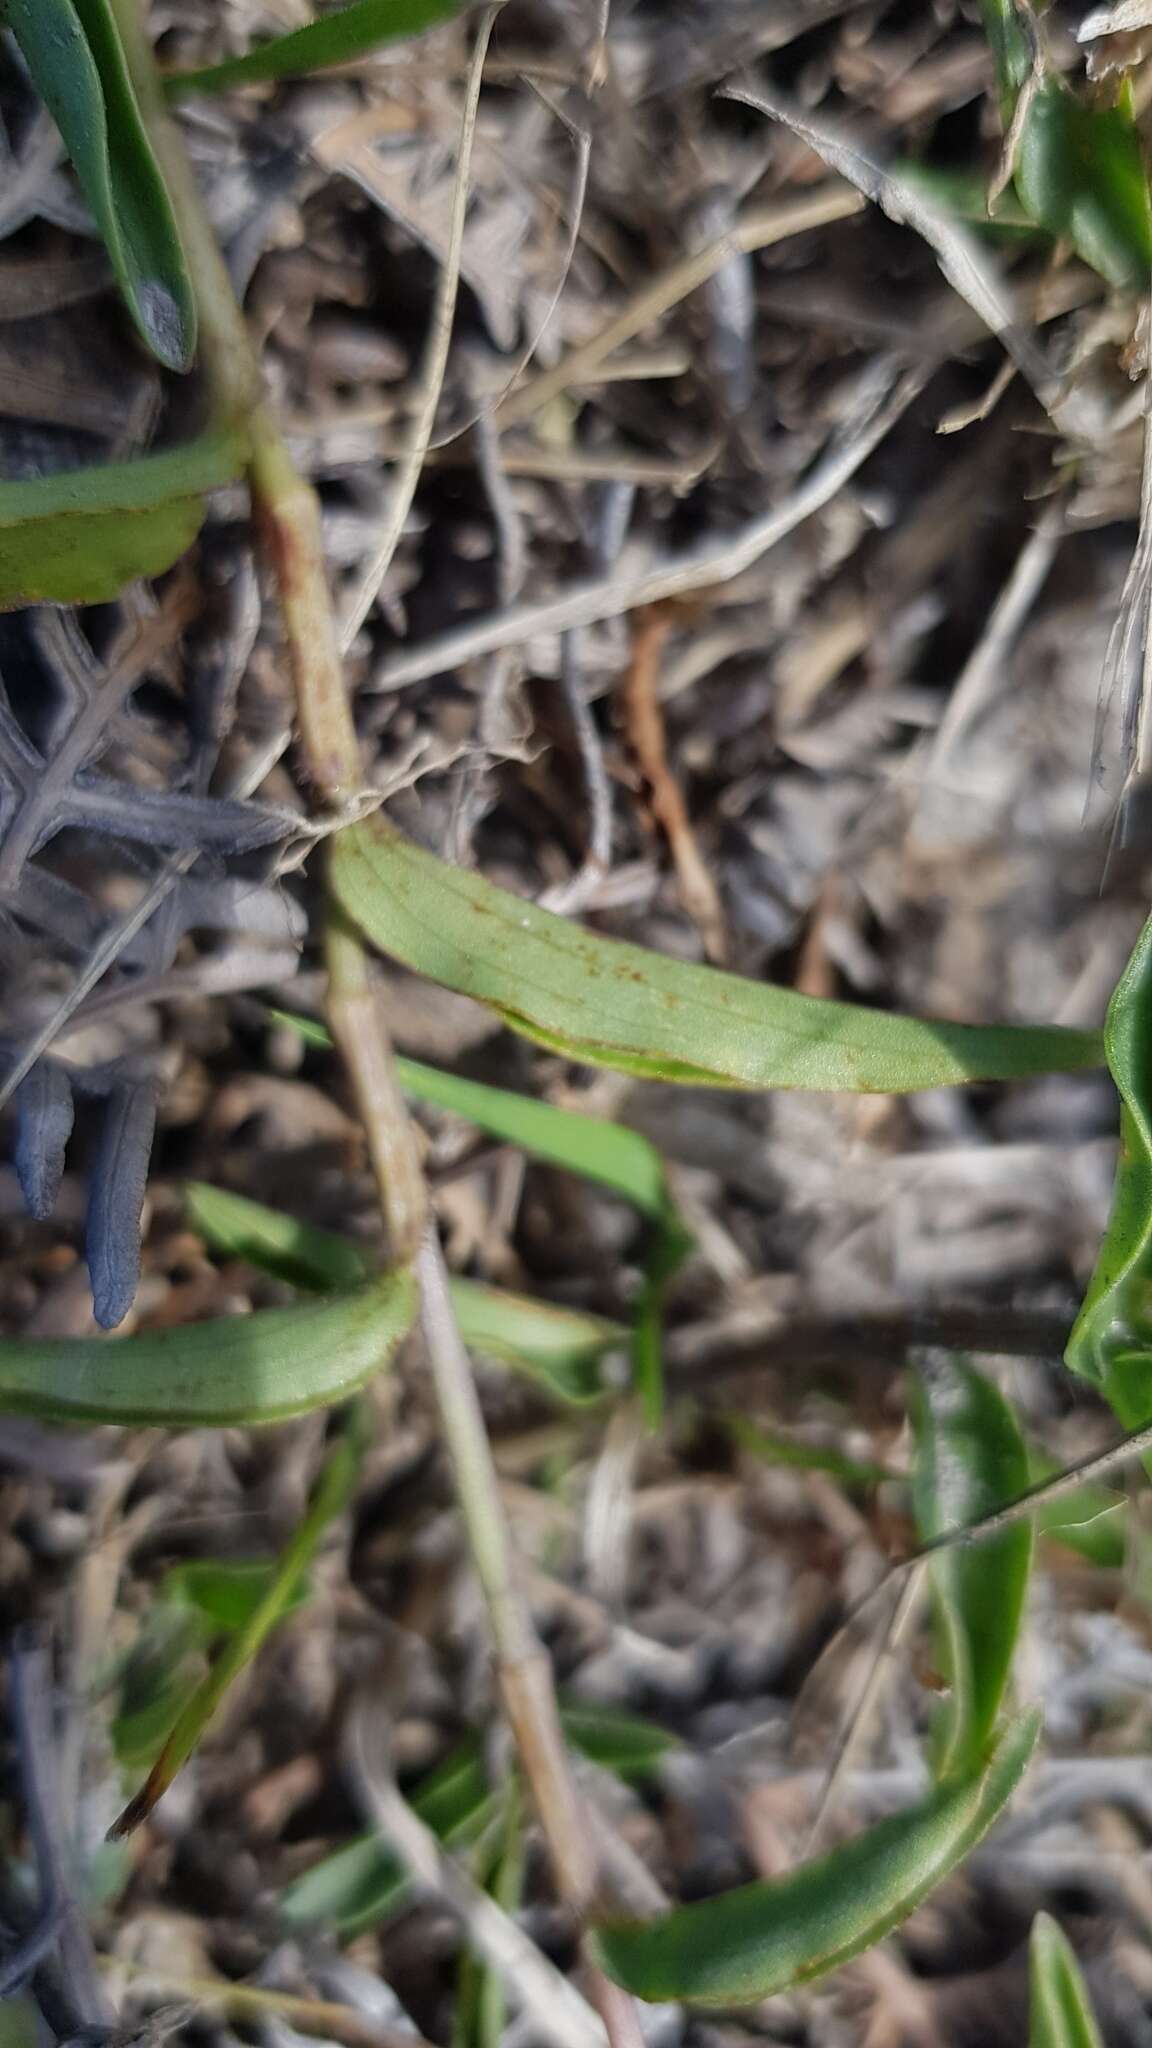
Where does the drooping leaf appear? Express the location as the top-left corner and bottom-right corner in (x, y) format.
(269, 1006), (690, 1420)
(913, 1355), (1034, 1783)
(266, 1011), (682, 1230)
(1029, 1913), (1105, 2048)
(282, 1739), (496, 1938)
(183, 1181), (624, 1405)
(330, 821), (1104, 1093)
(111, 1420), (365, 1836)
(5, 0), (196, 369)
(166, 0), (464, 95)
(1013, 80), (1152, 291)
(0, 1268), (416, 1427)
(0, 430), (246, 609)
(592, 1711), (1039, 2005)
(1066, 912), (1152, 1436)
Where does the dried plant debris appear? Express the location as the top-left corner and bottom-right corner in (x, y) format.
(7, 0), (1152, 2043)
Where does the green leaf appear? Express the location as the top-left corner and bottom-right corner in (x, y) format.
(162, 1558), (312, 1634)
(166, 0), (464, 96)
(592, 1711), (1039, 2006)
(112, 1421), (365, 1835)
(266, 1012), (680, 1229)
(6, 0), (196, 369)
(456, 1787), (525, 2048)
(979, 0), (1035, 108)
(1014, 80), (1152, 292)
(330, 820), (1104, 1094)
(1028, 1451), (1126, 1568)
(268, 1011), (691, 1420)
(0, 428), (246, 610)
(184, 1181), (624, 1406)
(725, 1411), (893, 1488)
(893, 160), (1038, 236)
(913, 1356), (1034, 1782)
(557, 1702), (678, 1783)
(1067, 913), (1152, 1435)
(0, 1268), (416, 1427)
(282, 1739), (496, 1938)
(1029, 1913), (1105, 2048)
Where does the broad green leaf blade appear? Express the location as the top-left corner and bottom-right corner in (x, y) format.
(593, 1711), (1039, 2006)
(167, 0), (464, 95)
(0, 430), (245, 609)
(6, 0), (196, 369)
(1029, 1913), (1105, 2048)
(913, 1355), (1033, 1782)
(112, 1421), (365, 1836)
(330, 821), (1104, 1093)
(1067, 913), (1152, 1433)
(0, 1269), (416, 1427)
(183, 1181), (624, 1405)
(1014, 81), (1152, 291)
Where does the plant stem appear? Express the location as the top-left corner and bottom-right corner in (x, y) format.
(121, 5), (627, 2024)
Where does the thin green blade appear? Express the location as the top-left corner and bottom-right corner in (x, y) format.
(167, 0), (464, 95)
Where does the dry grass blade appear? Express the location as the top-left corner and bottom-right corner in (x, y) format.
(719, 81), (1084, 429)
(373, 359), (924, 687)
(497, 182), (864, 425)
(339, 7), (500, 651)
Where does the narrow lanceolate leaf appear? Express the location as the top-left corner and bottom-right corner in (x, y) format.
(592, 1711), (1039, 2006)
(5, 0), (196, 369)
(1067, 913), (1152, 1433)
(112, 1419), (365, 1837)
(0, 430), (246, 609)
(268, 1021), (690, 1423)
(0, 1270), (416, 1427)
(267, 1010), (680, 1227)
(331, 821), (1104, 1092)
(183, 1182), (624, 1405)
(913, 1355), (1034, 1783)
(1029, 1913), (1105, 2048)
(167, 0), (464, 95)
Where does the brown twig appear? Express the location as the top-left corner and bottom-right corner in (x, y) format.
(622, 602), (729, 963)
